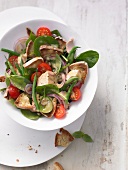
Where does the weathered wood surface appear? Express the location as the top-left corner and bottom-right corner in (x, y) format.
(0, 0), (127, 169)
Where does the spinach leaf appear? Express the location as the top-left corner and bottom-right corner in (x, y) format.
(5, 72), (10, 86)
(72, 131), (84, 138)
(34, 36), (59, 56)
(51, 30), (62, 37)
(67, 46), (80, 64)
(21, 109), (40, 120)
(36, 84), (59, 96)
(9, 99), (15, 106)
(72, 131), (93, 143)
(26, 32), (37, 46)
(75, 50), (99, 68)
(82, 134), (93, 142)
(9, 75), (31, 91)
(24, 68), (37, 80)
(51, 54), (61, 73)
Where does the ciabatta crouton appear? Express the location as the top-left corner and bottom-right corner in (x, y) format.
(15, 93), (33, 110)
(55, 128), (74, 147)
(54, 162), (64, 170)
(0, 76), (5, 82)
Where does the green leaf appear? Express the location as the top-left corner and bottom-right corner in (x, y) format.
(51, 30), (62, 37)
(76, 50), (99, 68)
(36, 84), (59, 96)
(67, 46), (80, 64)
(26, 32), (37, 46)
(0, 88), (6, 92)
(24, 68), (37, 79)
(72, 131), (93, 143)
(52, 54), (61, 73)
(82, 134), (93, 142)
(72, 131), (84, 138)
(9, 75), (31, 91)
(5, 72), (10, 86)
(34, 36), (59, 56)
(9, 99), (15, 106)
(21, 109), (40, 120)
(60, 77), (79, 91)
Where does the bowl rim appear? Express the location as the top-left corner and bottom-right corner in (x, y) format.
(0, 19), (98, 131)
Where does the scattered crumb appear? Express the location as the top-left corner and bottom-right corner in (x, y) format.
(7, 134), (9, 136)
(28, 145), (33, 150)
(38, 144), (41, 147)
(35, 150), (38, 153)
(16, 159), (19, 162)
(61, 154), (63, 157)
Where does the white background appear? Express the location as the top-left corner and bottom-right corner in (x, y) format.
(0, 0), (127, 170)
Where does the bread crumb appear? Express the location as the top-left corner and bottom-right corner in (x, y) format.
(35, 150), (38, 153)
(16, 159), (19, 162)
(54, 162), (64, 170)
(28, 145), (33, 150)
(38, 144), (41, 147)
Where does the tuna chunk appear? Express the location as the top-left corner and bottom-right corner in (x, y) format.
(66, 70), (82, 80)
(37, 71), (56, 86)
(23, 57), (44, 68)
(26, 40), (34, 58)
(55, 36), (66, 50)
(39, 45), (63, 58)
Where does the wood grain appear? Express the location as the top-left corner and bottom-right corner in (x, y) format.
(0, 0), (127, 169)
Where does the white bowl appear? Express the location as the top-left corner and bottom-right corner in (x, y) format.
(0, 19), (98, 131)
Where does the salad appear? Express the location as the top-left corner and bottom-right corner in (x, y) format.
(0, 26), (99, 120)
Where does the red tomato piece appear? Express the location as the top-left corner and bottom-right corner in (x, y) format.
(37, 27), (52, 36)
(31, 72), (41, 82)
(54, 104), (66, 119)
(38, 62), (52, 73)
(70, 87), (81, 101)
(8, 85), (20, 99)
(8, 56), (18, 68)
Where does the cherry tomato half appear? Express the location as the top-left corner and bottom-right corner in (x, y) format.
(37, 27), (52, 36)
(31, 72), (42, 82)
(54, 104), (66, 119)
(8, 85), (20, 99)
(8, 55), (18, 68)
(70, 87), (81, 101)
(38, 62), (52, 73)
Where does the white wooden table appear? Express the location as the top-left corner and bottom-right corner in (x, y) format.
(0, 0), (127, 169)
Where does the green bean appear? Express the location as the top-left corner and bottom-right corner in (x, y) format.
(61, 54), (68, 62)
(20, 59), (24, 76)
(60, 77), (79, 91)
(1, 48), (20, 56)
(66, 80), (77, 101)
(32, 75), (39, 111)
(7, 61), (16, 75)
(15, 63), (22, 75)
